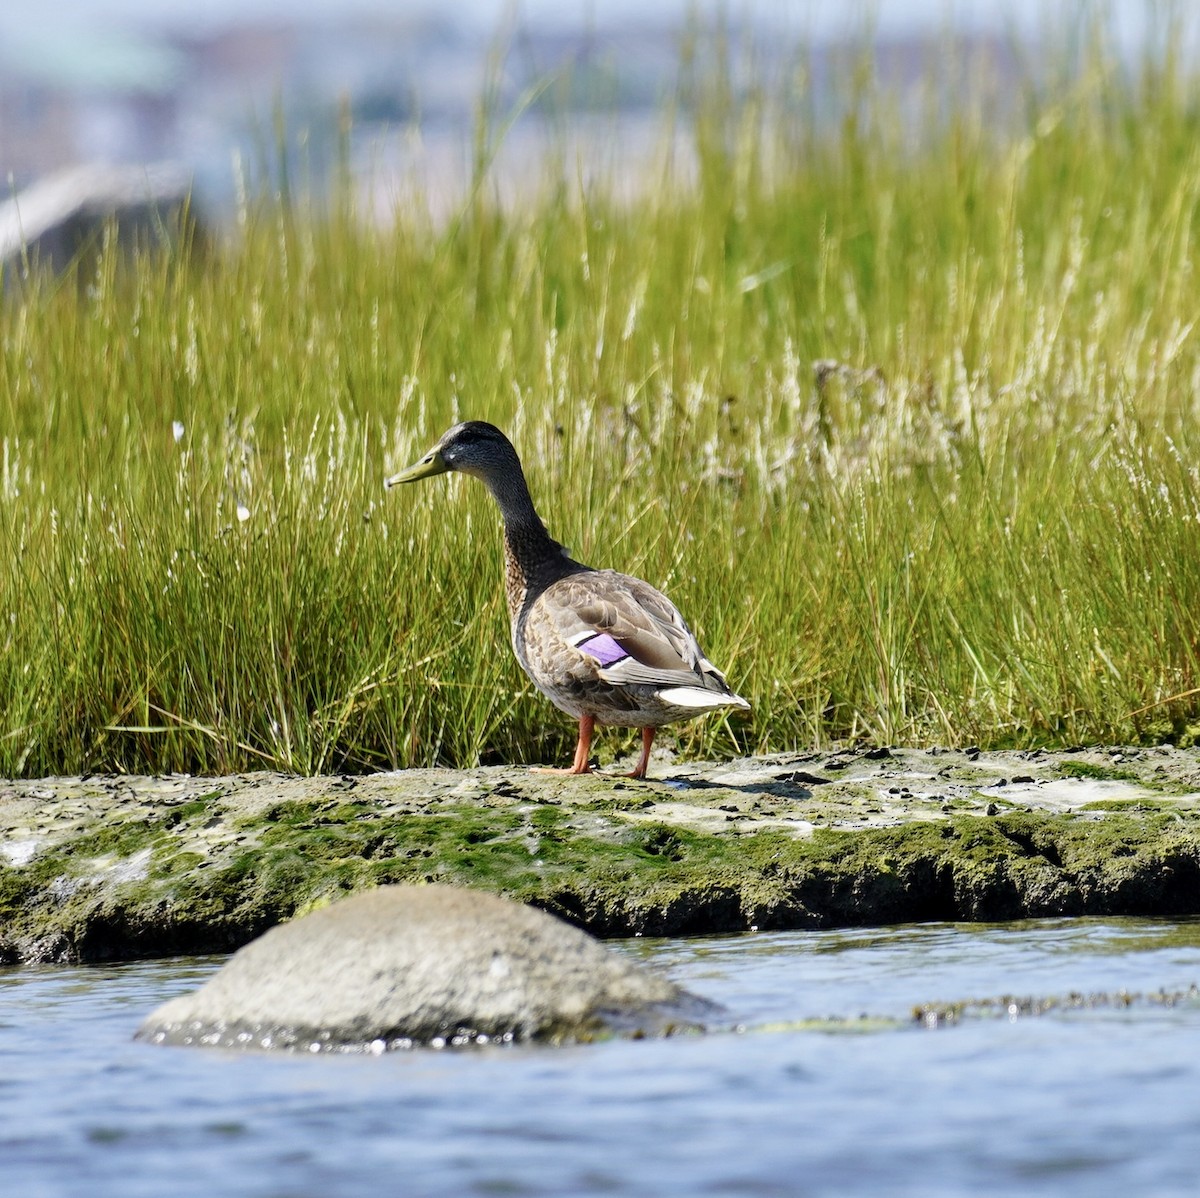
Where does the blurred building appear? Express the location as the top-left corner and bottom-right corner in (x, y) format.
(0, 26), (182, 186)
(0, 6), (1024, 224)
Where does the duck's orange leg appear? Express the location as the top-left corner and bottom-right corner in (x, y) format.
(624, 726), (656, 779)
(532, 714), (595, 775)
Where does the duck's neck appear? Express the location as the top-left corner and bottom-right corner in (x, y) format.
(478, 464), (582, 621)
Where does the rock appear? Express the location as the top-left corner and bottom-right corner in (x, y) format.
(136, 884), (720, 1051)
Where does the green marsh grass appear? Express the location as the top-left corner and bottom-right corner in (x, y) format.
(4, 23), (1200, 775)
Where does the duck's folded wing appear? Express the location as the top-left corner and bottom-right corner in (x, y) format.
(580, 646), (704, 689)
(534, 570), (735, 694)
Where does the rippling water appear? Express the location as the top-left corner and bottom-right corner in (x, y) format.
(4, 917), (1200, 1197)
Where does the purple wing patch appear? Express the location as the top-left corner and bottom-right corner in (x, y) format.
(574, 631), (630, 666)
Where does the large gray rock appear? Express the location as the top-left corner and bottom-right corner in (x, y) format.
(137, 885), (720, 1051)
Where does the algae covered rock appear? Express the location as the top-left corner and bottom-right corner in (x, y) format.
(136, 884), (719, 1051)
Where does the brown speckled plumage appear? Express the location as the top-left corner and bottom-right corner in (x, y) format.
(386, 421), (749, 778)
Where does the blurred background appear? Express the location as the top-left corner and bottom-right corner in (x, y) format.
(0, 1), (1182, 224)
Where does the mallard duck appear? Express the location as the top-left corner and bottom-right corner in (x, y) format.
(385, 421), (749, 778)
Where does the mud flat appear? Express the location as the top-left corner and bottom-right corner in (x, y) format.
(2, 744), (1200, 964)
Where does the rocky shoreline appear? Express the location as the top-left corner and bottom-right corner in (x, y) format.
(3, 744), (1200, 965)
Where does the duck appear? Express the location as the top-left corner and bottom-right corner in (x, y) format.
(385, 421), (750, 778)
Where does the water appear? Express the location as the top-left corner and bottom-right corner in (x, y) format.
(4, 918), (1200, 1197)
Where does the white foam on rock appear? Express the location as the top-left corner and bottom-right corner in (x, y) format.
(0, 838), (41, 867)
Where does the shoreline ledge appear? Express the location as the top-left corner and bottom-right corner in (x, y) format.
(3, 744), (1200, 965)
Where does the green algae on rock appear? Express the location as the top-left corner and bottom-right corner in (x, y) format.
(3, 747), (1200, 964)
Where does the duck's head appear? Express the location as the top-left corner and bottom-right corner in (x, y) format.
(385, 421), (518, 488)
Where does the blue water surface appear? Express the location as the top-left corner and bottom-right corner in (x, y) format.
(3, 917), (1200, 1197)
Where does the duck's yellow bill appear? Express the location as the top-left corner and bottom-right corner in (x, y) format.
(385, 449), (448, 487)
